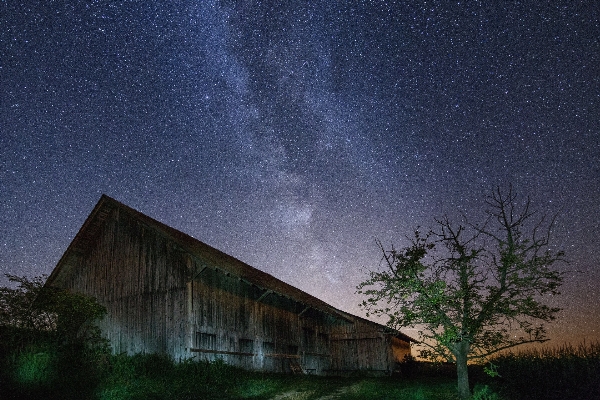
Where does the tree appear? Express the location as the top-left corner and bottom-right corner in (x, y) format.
(0, 273), (107, 347)
(357, 187), (565, 399)
(0, 274), (54, 331)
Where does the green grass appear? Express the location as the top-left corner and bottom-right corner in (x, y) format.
(5, 342), (600, 399)
(93, 355), (462, 400)
(0, 350), (493, 400)
(235, 375), (461, 400)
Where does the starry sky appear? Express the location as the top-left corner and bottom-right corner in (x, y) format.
(1, 1), (599, 345)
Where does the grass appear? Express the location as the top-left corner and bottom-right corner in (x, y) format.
(4, 341), (600, 399)
(328, 377), (461, 400)
(0, 351), (499, 400)
(93, 355), (461, 400)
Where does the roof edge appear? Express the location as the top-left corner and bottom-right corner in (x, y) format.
(45, 194), (113, 287)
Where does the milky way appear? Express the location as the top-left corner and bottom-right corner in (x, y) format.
(1, 1), (599, 344)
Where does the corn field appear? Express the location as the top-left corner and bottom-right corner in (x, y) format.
(484, 341), (600, 400)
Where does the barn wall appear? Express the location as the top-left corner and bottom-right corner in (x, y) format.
(55, 208), (190, 360)
(329, 318), (401, 375)
(188, 264), (333, 374)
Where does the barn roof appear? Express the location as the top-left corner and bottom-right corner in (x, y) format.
(47, 195), (415, 343)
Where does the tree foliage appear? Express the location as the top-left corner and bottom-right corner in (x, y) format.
(358, 187), (565, 398)
(0, 274), (106, 346)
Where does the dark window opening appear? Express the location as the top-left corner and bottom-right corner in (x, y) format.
(239, 338), (254, 353)
(196, 332), (217, 350)
(263, 341), (275, 354)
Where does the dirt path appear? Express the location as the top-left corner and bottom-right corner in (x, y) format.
(269, 383), (359, 400)
(312, 384), (355, 400)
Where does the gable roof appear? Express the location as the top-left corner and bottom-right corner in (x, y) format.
(47, 195), (414, 343)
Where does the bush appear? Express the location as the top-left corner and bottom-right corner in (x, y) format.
(0, 274), (109, 399)
(0, 341), (108, 400)
(471, 385), (502, 400)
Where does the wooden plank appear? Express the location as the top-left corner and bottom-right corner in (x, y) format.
(191, 348), (255, 356)
(265, 353), (301, 359)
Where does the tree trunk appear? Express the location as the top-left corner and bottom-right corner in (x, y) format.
(455, 341), (471, 399)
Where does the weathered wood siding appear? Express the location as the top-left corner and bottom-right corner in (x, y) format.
(54, 207), (190, 360)
(328, 319), (411, 375)
(188, 262), (333, 374)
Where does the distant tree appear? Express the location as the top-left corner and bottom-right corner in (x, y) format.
(358, 187), (565, 399)
(0, 274), (54, 331)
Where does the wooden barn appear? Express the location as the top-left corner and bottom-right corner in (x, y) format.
(46, 195), (413, 375)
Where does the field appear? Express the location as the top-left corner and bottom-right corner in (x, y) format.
(484, 341), (600, 400)
(2, 341), (599, 400)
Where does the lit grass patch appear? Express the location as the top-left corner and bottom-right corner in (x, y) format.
(236, 377), (287, 398)
(14, 348), (56, 385)
(234, 375), (342, 399)
(333, 378), (460, 400)
(98, 353), (257, 399)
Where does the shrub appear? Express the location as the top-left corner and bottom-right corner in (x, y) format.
(0, 274), (109, 399)
(471, 385), (502, 400)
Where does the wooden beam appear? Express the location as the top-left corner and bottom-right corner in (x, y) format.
(190, 348), (255, 356)
(264, 353), (301, 359)
(303, 352), (330, 357)
(298, 306), (310, 316)
(257, 290), (272, 302)
(192, 265), (208, 280)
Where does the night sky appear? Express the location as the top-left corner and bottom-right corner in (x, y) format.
(2, 1), (599, 345)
